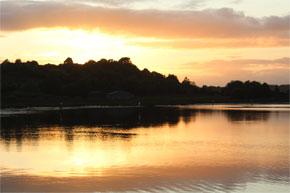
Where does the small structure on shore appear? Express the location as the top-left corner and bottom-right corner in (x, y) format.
(106, 91), (135, 100)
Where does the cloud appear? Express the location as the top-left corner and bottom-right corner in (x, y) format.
(179, 57), (290, 86)
(127, 38), (289, 49)
(176, 0), (207, 9)
(1, 1), (289, 40)
(69, 0), (153, 7)
(230, 0), (243, 4)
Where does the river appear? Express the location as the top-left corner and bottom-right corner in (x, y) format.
(1, 104), (289, 192)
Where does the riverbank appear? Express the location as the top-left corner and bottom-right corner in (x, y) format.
(1, 95), (289, 108)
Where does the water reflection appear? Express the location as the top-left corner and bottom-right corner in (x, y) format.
(1, 107), (183, 129)
(1, 107), (274, 142)
(0, 105), (289, 192)
(223, 110), (270, 122)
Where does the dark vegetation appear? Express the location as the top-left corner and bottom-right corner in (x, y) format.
(1, 58), (289, 108)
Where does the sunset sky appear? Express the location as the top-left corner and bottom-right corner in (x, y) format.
(0, 0), (289, 86)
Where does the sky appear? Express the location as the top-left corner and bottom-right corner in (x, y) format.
(0, 0), (289, 86)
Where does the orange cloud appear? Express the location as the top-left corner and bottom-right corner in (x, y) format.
(127, 38), (289, 49)
(1, 1), (289, 41)
(178, 57), (290, 86)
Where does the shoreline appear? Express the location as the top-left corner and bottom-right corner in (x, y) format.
(2, 95), (289, 109)
(1, 103), (289, 117)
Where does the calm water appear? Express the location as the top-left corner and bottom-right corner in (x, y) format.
(1, 105), (289, 192)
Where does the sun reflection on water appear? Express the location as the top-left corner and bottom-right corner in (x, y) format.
(0, 105), (289, 192)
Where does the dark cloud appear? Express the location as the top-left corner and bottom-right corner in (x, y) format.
(1, 1), (289, 40)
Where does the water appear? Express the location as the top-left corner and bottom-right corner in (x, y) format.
(1, 105), (289, 192)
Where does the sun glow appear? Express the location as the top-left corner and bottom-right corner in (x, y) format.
(0, 27), (289, 86)
(1, 110), (288, 178)
(0, 28), (140, 64)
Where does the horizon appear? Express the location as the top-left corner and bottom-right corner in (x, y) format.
(0, 0), (289, 86)
(2, 57), (289, 88)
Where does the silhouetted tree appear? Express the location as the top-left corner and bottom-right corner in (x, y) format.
(223, 80), (272, 98)
(119, 57), (131, 64)
(64, 57), (73, 65)
(15, 59), (22, 64)
(182, 77), (191, 86)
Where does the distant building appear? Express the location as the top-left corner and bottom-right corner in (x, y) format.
(106, 91), (135, 100)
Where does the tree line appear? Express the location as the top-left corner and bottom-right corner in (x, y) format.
(1, 57), (288, 102)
